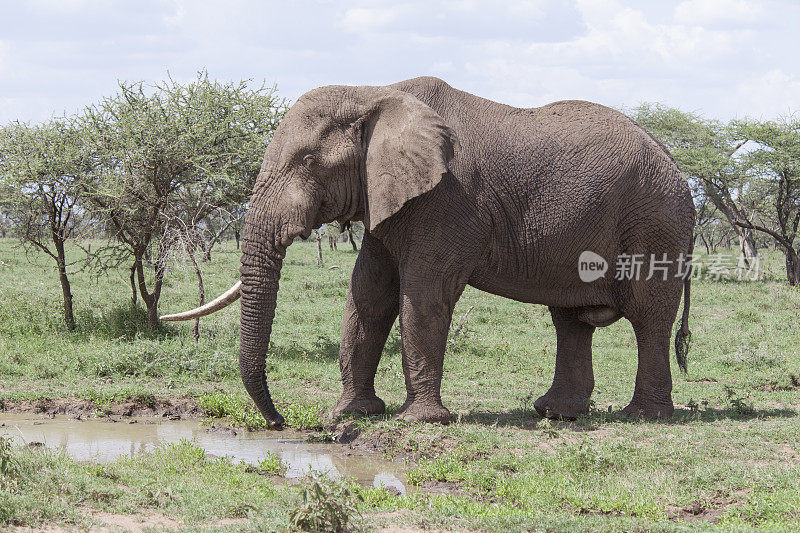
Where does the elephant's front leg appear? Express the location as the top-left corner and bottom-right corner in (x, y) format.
(534, 307), (596, 419)
(331, 233), (399, 419)
(395, 273), (466, 424)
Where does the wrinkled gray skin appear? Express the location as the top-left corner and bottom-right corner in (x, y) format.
(238, 76), (695, 428)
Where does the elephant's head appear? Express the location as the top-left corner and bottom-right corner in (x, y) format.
(161, 84), (458, 428)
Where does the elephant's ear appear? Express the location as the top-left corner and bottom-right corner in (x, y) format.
(359, 89), (458, 232)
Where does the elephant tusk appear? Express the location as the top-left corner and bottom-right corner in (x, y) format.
(160, 281), (241, 321)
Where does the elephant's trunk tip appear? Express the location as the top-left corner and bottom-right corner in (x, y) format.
(268, 412), (285, 430)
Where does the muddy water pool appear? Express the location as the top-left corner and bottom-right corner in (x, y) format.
(0, 414), (406, 494)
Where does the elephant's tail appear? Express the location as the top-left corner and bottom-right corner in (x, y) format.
(674, 258), (692, 374)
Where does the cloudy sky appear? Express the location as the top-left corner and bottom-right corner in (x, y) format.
(1, 0), (798, 123)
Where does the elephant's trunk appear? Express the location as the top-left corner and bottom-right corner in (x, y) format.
(238, 211), (288, 429)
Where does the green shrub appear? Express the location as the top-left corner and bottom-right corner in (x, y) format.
(289, 478), (362, 533)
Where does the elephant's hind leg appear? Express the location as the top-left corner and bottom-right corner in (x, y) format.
(619, 277), (684, 418)
(620, 319), (675, 418)
(331, 233), (399, 419)
(534, 307), (596, 420)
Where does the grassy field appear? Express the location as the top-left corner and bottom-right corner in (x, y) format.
(1, 237), (799, 531)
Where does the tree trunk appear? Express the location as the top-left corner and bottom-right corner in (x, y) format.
(733, 224), (758, 266)
(348, 228), (358, 251)
(234, 227), (241, 249)
(53, 237), (75, 331)
(188, 245), (205, 341)
(144, 294), (158, 330)
(199, 237), (212, 262)
(316, 231), (323, 265)
(129, 264), (138, 305)
(699, 233), (711, 255)
(786, 249), (800, 286)
(135, 240), (167, 330)
(712, 197), (758, 261)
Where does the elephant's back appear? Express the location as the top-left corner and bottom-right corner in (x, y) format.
(504, 99), (689, 214)
(474, 98), (693, 291)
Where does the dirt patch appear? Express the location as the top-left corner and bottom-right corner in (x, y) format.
(762, 374), (800, 391)
(10, 511), (180, 532)
(578, 507), (624, 517)
(90, 511), (180, 532)
(330, 420), (411, 455)
(667, 493), (746, 524)
(0, 397), (202, 419)
(686, 377), (718, 383)
(419, 480), (465, 496)
(371, 509), (467, 533)
(12, 511), (248, 532)
(329, 420), (467, 470)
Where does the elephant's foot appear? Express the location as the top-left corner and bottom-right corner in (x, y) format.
(395, 398), (451, 424)
(534, 391), (591, 420)
(620, 398), (674, 419)
(330, 393), (386, 419)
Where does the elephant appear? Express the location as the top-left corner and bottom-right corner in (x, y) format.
(162, 76), (695, 427)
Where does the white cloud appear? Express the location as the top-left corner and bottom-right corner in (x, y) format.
(163, 3), (186, 27)
(339, 7), (400, 32)
(674, 0), (765, 28)
(0, 0), (798, 122)
(729, 69), (800, 118)
(27, 0), (92, 13)
(0, 41), (7, 76)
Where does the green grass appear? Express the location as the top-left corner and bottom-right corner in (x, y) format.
(1, 237), (799, 531)
(197, 390), (325, 430)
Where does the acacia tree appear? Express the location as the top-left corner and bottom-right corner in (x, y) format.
(631, 104), (759, 263)
(0, 120), (92, 330)
(83, 72), (286, 328)
(733, 117), (800, 285)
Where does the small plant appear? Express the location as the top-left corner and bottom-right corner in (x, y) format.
(0, 435), (19, 487)
(566, 442), (613, 474)
(407, 453), (465, 485)
(289, 478), (362, 532)
(307, 431), (336, 443)
(724, 386), (755, 415)
(92, 465), (119, 481)
(518, 392), (535, 416)
(535, 417), (560, 437)
(256, 451), (287, 476)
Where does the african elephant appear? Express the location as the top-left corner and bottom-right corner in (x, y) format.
(162, 76), (695, 427)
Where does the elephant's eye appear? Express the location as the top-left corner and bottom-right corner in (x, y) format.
(303, 154), (315, 168)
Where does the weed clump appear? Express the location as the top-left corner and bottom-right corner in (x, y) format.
(0, 436), (19, 487)
(289, 477), (362, 533)
(256, 451), (287, 476)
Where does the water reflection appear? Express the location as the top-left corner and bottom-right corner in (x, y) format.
(0, 414), (406, 494)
